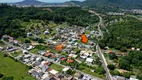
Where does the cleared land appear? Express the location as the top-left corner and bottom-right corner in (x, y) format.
(0, 52), (35, 80)
(50, 64), (63, 72)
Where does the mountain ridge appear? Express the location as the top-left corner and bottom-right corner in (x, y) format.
(71, 0), (142, 9)
(16, 0), (47, 5)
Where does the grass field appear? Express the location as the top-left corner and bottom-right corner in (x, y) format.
(82, 66), (105, 78)
(0, 53), (35, 80)
(50, 64), (63, 72)
(11, 50), (22, 57)
(30, 48), (39, 54)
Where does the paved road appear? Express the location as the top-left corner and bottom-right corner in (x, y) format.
(89, 10), (103, 39)
(89, 10), (113, 80)
(96, 45), (113, 80)
(1, 39), (104, 80)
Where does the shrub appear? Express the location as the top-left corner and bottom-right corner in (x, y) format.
(107, 64), (115, 70)
(0, 73), (4, 78)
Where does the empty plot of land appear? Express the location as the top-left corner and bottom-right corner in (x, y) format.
(0, 53), (35, 80)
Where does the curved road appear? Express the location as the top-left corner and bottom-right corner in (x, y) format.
(89, 10), (104, 39)
(89, 10), (113, 80)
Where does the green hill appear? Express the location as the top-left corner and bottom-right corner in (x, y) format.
(70, 0), (142, 11)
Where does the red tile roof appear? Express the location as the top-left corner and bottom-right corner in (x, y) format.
(61, 58), (66, 61)
(107, 50), (113, 53)
(44, 53), (51, 57)
(67, 59), (74, 63)
(44, 62), (50, 66)
(52, 56), (56, 58)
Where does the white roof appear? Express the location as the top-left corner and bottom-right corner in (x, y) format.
(80, 51), (86, 54)
(23, 50), (28, 53)
(62, 67), (70, 72)
(42, 72), (49, 79)
(69, 54), (77, 58)
(24, 54), (31, 58)
(52, 41), (57, 44)
(130, 78), (138, 80)
(80, 50), (90, 56)
(83, 75), (90, 80)
(36, 57), (41, 61)
(44, 31), (49, 33)
(0, 46), (3, 49)
(24, 59), (30, 62)
(49, 69), (58, 75)
(86, 58), (93, 63)
(41, 61), (46, 65)
(80, 56), (87, 59)
(84, 52), (90, 56)
(40, 51), (46, 55)
(27, 46), (33, 50)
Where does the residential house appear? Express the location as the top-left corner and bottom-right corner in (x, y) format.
(42, 72), (49, 80)
(67, 59), (74, 63)
(113, 76), (126, 80)
(85, 58), (94, 63)
(23, 50), (29, 54)
(68, 54), (78, 58)
(62, 67), (70, 72)
(44, 53), (52, 57)
(27, 32), (33, 37)
(49, 69), (59, 75)
(74, 72), (81, 80)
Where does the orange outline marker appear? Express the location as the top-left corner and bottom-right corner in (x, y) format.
(81, 33), (88, 43)
(56, 44), (63, 50)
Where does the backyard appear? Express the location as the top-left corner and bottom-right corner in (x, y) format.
(50, 64), (63, 72)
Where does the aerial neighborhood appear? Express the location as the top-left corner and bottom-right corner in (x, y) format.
(0, 0), (142, 80)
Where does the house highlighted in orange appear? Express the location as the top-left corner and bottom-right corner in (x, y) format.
(56, 44), (63, 50)
(81, 33), (88, 43)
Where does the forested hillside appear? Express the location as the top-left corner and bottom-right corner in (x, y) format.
(99, 16), (142, 80)
(0, 4), (99, 38)
(102, 18), (142, 51)
(70, 0), (142, 12)
(101, 17), (142, 51)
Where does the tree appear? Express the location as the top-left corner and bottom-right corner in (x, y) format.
(120, 47), (127, 52)
(122, 72), (130, 78)
(95, 57), (102, 66)
(0, 73), (4, 78)
(119, 59), (131, 70)
(99, 41), (106, 49)
(113, 70), (120, 75)
(66, 69), (75, 75)
(28, 66), (33, 69)
(25, 39), (30, 43)
(96, 67), (105, 75)
(3, 54), (8, 57)
(38, 39), (44, 43)
(76, 49), (81, 54)
(77, 65), (85, 70)
(107, 64), (115, 70)
(2, 76), (14, 80)
(109, 52), (117, 60)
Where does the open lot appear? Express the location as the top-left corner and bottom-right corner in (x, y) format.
(50, 64), (64, 72)
(0, 52), (35, 80)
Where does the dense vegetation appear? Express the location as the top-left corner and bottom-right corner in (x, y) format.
(100, 17), (142, 51)
(72, 0), (142, 12)
(0, 4), (99, 38)
(100, 16), (142, 79)
(119, 51), (142, 79)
